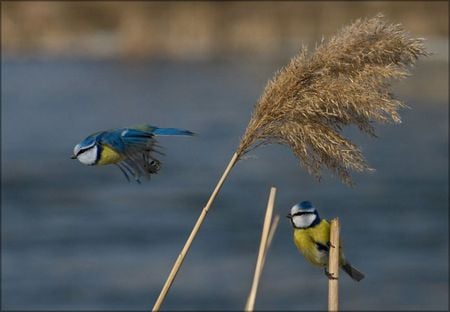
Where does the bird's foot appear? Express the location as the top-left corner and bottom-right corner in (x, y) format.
(324, 269), (338, 280)
(147, 160), (161, 174)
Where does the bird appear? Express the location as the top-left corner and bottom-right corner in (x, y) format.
(287, 201), (364, 281)
(72, 124), (193, 183)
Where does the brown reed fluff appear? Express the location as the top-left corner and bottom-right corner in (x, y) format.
(237, 14), (428, 185)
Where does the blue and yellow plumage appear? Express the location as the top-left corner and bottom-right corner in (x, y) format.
(287, 201), (364, 281)
(72, 124), (193, 182)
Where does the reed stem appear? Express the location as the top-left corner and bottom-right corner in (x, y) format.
(263, 214), (280, 267)
(328, 218), (340, 312)
(245, 187), (277, 311)
(152, 152), (239, 311)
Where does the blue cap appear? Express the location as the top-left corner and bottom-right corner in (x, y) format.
(299, 201), (313, 209)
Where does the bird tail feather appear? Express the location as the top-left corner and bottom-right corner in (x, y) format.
(152, 127), (194, 136)
(342, 262), (365, 281)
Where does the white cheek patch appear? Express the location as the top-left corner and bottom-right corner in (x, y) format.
(292, 214), (316, 228)
(77, 146), (98, 165)
(291, 205), (315, 216)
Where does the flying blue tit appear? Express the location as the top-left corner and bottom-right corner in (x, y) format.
(287, 201), (364, 281)
(72, 124), (193, 183)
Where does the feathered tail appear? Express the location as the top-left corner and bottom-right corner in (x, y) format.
(152, 127), (194, 136)
(342, 262), (365, 282)
(131, 124), (194, 136)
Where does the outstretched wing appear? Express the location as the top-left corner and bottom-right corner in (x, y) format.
(100, 128), (162, 182)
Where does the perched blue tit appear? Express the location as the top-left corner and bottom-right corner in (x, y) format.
(287, 201), (364, 281)
(72, 124), (193, 182)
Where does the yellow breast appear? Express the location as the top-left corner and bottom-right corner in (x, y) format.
(97, 144), (123, 165)
(293, 219), (330, 266)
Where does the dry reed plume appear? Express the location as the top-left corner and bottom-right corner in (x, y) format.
(153, 15), (427, 310)
(237, 14), (428, 184)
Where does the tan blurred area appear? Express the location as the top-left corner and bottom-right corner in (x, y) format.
(1, 1), (448, 59)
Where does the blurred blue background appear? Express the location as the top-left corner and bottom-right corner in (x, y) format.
(1, 2), (448, 311)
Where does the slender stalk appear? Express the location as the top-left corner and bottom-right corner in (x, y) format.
(246, 213), (279, 312)
(262, 214), (280, 269)
(328, 218), (340, 312)
(245, 187), (277, 311)
(152, 152), (239, 312)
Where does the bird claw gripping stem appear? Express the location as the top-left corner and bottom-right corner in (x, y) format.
(324, 268), (338, 280)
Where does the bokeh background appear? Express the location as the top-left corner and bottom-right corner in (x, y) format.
(2, 1), (448, 310)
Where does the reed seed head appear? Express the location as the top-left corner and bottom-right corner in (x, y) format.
(237, 14), (428, 185)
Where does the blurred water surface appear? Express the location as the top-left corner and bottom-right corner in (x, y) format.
(1, 58), (448, 310)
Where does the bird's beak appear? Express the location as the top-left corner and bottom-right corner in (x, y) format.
(286, 214), (292, 219)
(70, 155), (77, 159)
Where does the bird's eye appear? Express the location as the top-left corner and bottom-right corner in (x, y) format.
(293, 212), (308, 217)
(77, 146), (93, 156)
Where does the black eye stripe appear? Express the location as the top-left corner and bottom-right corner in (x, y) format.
(292, 211), (314, 216)
(76, 149), (87, 156)
(76, 145), (95, 156)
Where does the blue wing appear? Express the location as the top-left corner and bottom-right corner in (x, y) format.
(99, 128), (162, 151)
(99, 128), (161, 182)
(119, 128), (156, 149)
